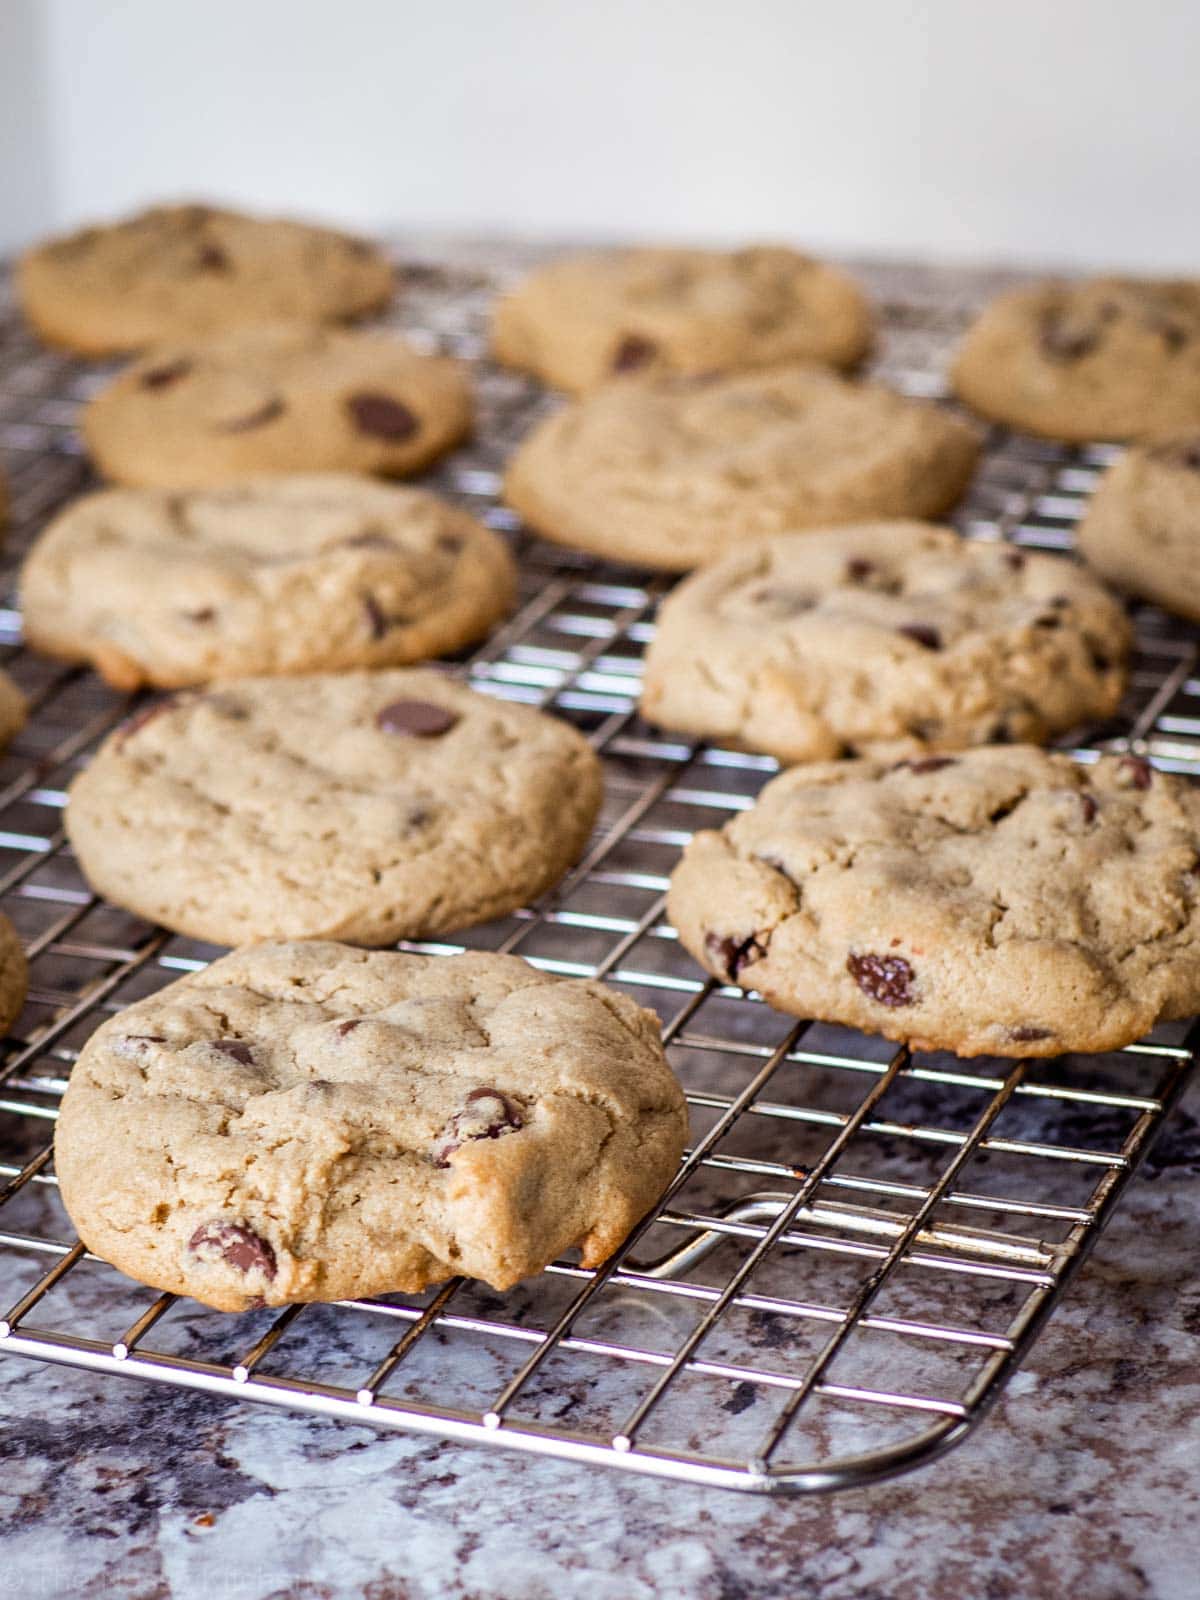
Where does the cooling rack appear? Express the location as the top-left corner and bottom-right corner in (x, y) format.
(0, 242), (1196, 1495)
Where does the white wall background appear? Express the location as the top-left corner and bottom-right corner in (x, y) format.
(3, 0), (1198, 270)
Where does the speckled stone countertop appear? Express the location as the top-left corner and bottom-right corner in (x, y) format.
(3, 1094), (1199, 1600)
(2, 238), (1199, 1599)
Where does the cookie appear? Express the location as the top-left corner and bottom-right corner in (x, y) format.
(0, 671), (27, 754)
(952, 278), (1200, 442)
(53, 940), (688, 1310)
(82, 324), (472, 488)
(0, 912), (28, 1036)
(65, 671), (602, 947)
(21, 475), (516, 690)
(491, 246), (872, 392)
(641, 523), (1130, 763)
(1076, 436), (1200, 622)
(504, 365), (981, 570)
(669, 746), (1200, 1058)
(17, 202), (393, 356)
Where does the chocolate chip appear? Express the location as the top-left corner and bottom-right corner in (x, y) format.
(212, 1039), (255, 1065)
(1088, 646), (1111, 673)
(896, 756), (958, 775)
(897, 624), (942, 651)
(1079, 792), (1099, 824)
(705, 930), (767, 984)
(123, 1033), (167, 1048)
(140, 359), (192, 391)
(435, 1087), (525, 1168)
(402, 803), (433, 831)
(847, 952), (915, 1007)
(196, 243), (230, 273)
(611, 334), (658, 373)
(375, 699), (459, 737)
(1155, 321), (1188, 353)
(337, 1019), (363, 1036)
(1039, 308), (1100, 361)
(1010, 1025), (1053, 1042)
(219, 397), (285, 433)
(1034, 614), (1062, 629)
(1003, 550), (1026, 570)
(345, 392), (418, 441)
(362, 593), (389, 640)
(1117, 755), (1154, 789)
(188, 1221), (276, 1279)
(1051, 595), (1072, 609)
(845, 558), (876, 582)
(183, 607), (216, 624)
(437, 532), (465, 555)
(1147, 436), (1200, 472)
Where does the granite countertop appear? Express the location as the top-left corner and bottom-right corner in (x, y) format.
(3, 238), (1199, 1600)
(2, 1094), (1196, 1600)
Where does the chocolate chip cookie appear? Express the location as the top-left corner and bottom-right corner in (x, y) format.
(641, 523), (1130, 762)
(82, 324), (472, 488)
(17, 202), (393, 356)
(952, 278), (1200, 441)
(504, 365), (981, 570)
(0, 912), (27, 1036)
(21, 475), (516, 690)
(66, 671), (602, 946)
(1076, 437), (1200, 622)
(0, 671), (27, 755)
(669, 746), (1200, 1057)
(54, 940), (688, 1309)
(491, 246), (873, 392)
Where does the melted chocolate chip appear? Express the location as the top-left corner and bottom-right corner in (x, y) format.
(897, 624), (942, 651)
(1079, 791), (1099, 824)
(337, 1019), (363, 1036)
(1118, 754), (1154, 789)
(437, 532), (465, 555)
(184, 607), (216, 624)
(1003, 550), (1026, 570)
(896, 756), (958, 775)
(705, 930), (767, 984)
(219, 397), (285, 433)
(1147, 436), (1200, 472)
(375, 699), (459, 737)
(346, 392), (419, 441)
(212, 1039), (254, 1065)
(611, 334), (658, 373)
(1010, 1025), (1053, 1043)
(1088, 646), (1112, 673)
(847, 952), (915, 1007)
(140, 359), (192, 391)
(435, 1087), (525, 1168)
(362, 593), (389, 640)
(124, 1034), (167, 1047)
(1034, 614), (1062, 629)
(1039, 308), (1101, 361)
(1050, 595), (1072, 609)
(845, 558), (876, 582)
(188, 1221), (276, 1279)
(196, 243), (230, 273)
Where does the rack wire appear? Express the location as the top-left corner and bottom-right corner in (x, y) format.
(0, 244), (1196, 1494)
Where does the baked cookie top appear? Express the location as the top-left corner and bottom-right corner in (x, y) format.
(641, 523), (1130, 763)
(82, 323), (472, 488)
(504, 365), (981, 570)
(65, 670), (603, 947)
(668, 745), (1200, 1058)
(952, 278), (1200, 442)
(1077, 436), (1200, 623)
(491, 245), (873, 392)
(17, 202), (393, 355)
(21, 474), (516, 690)
(53, 941), (688, 1309)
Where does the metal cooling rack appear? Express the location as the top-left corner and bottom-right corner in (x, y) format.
(0, 243), (1196, 1495)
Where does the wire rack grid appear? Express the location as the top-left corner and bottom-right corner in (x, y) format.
(0, 244), (1196, 1496)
